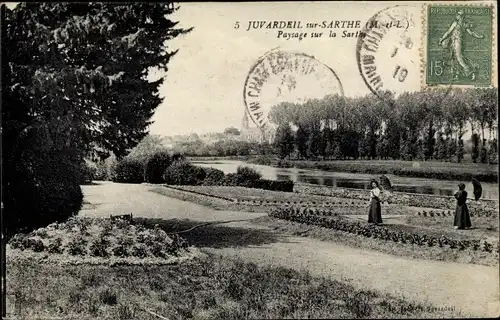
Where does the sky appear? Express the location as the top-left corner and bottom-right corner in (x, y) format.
(149, 1), (426, 136)
(4, 2), (497, 137)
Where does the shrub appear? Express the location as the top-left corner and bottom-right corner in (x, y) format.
(145, 150), (172, 184)
(3, 155), (83, 238)
(236, 166), (262, 183)
(202, 167), (226, 186)
(47, 237), (63, 254)
(8, 234), (27, 250)
(112, 243), (129, 257)
(131, 243), (149, 258)
(89, 238), (110, 257)
(112, 158), (144, 183)
(163, 162), (207, 185)
(66, 235), (88, 256)
(79, 160), (96, 184)
(171, 153), (186, 163)
(92, 160), (108, 181)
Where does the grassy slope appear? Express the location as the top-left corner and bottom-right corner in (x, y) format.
(6, 253), (466, 319)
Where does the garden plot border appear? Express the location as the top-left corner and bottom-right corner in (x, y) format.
(160, 185), (372, 209)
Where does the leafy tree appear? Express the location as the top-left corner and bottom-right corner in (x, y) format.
(224, 127), (241, 135)
(274, 122), (295, 160)
(319, 127), (331, 159)
(325, 140), (335, 160)
(456, 138), (464, 163)
(488, 139), (498, 164)
(471, 133), (480, 163)
(3, 3), (191, 234)
(376, 134), (390, 160)
(307, 126), (322, 159)
(434, 132), (446, 160)
(127, 134), (166, 164)
(144, 150), (172, 183)
(295, 125), (308, 159)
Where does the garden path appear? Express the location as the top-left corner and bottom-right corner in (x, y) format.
(81, 182), (500, 318)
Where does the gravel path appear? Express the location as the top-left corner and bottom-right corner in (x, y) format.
(81, 182), (500, 318)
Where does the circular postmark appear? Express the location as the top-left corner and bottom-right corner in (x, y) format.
(356, 5), (419, 102)
(243, 48), (344, 130)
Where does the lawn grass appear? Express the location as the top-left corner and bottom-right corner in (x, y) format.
(402, 215), (499, 242)
(254, 216), (499, 267)
(6, 252), (467, 319)
(149, 187), (267, 212)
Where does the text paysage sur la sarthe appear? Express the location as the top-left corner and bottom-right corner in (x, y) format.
(235, 20), (408, 40)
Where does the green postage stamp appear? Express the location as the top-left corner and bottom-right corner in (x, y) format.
(425, 4), (494, 86)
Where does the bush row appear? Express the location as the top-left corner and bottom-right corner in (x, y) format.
(296, 183), (498, 215)
(109, 151), (294, 192)
(269, 208), (499, 253)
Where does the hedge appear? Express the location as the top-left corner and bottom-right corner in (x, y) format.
(163, 161), (207, 185)
(4, 154), (83, 238)
(202, 167), (226, 186)
(112, 158), (144, 183)
(145, 151), (171, 184)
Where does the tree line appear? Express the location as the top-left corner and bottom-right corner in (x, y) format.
(271, 88), (498, 163)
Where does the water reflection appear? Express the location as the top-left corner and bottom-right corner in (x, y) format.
(193, 160), (498, 200)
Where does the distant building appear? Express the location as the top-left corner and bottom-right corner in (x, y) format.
(240, 111), (274, 144)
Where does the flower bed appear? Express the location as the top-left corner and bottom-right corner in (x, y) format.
(296, 183), (498, 216)
(269, 207), (499, 254)
(416, 208), (494, 218)
(7, 216), (194, 265)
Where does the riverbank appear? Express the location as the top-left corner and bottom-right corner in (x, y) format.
(246, 158), (499, 182)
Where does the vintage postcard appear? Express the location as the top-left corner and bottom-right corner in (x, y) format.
(2, 1), (498, 320)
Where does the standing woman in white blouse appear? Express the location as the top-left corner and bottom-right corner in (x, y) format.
(368, 179), (383, 224)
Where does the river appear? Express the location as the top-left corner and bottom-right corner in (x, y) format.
(192, 160), (499, 200)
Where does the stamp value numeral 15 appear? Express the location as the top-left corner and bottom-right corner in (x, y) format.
(429, 60), (444, 76)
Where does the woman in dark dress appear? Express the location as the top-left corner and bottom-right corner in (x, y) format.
(454, 183), (471, 229)
(368, 179), (383, 224)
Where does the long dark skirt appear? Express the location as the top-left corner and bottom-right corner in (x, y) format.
(454, 203), (471, 229)
(368, 199), (382, 224)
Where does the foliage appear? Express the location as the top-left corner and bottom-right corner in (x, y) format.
(126, 135), (167, 165)
(202, 167), (226, 186)
(2, 3), (191, 234)
(266, 89), (498, 162)
(112, 158), (144, 184)
(274, 122), (295, 160)
(163, 161), (207, 185)
(235, 166), (262, 184)
(7, 216), (190, 260)
(224, 127), (241, 135)
(144, 150), (172, 183)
